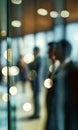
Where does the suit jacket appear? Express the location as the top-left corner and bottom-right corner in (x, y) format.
(29, 55), (42, 92)
(56, 60), (78, 130)
(46, 60), (78, 130)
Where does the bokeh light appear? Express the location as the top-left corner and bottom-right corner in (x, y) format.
(23, 102), (32, 112)
(9, 86), (17, 95)
(44, 78), (53, 88)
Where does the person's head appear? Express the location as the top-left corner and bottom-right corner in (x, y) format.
(55, 39), (72, 63)
(48, 41), (56, 63)
(33, 46), (40, 57)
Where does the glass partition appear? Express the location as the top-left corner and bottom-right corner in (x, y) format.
(0, 0), (78, 130)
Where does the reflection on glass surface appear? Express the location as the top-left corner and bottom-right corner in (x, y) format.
(24, 54), (35, 64)
(1, 30), (7, 37)
(0, 0), (78, 129)
(4, 49), (12, 62)
(23, 102), (32, 112)
(2, 93), (8, 102)
(9, 86), (17, 95)
(2, 66), (19, 76)
(44, 78), (53, 89)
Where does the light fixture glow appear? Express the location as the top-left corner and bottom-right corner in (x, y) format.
(44, 78), (53, 88)
(50, 11), (58, 18)
(49, 65), (54, 72)
(11, 20), (22, 27)
(4, 49), (12, 62)
(2, 66), (20, 76)
(2, 93), (8, 102)
(23, 102), (32, 112)
(24, 54), (35, 64)
(2, 66), (10, 76)
(10, 66), (20, 76)
(1, 30), (7, 37)
(9, 86), (17, 95)
(61, 10), (70, 18)
(37, 8), (48, 16)
(11, 0), (22, 4)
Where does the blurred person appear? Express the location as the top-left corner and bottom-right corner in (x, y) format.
(55, 39), (78, 130)
(44, 41), (58, 130)
(45, 39), (78, 130)
(28, 46), (42, 119)
(16, 55), (29, 92)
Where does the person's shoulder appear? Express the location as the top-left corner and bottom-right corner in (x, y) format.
(71, 62), (78, 70)
(66, 60), (77, 69)
(67, 61), (78, 77)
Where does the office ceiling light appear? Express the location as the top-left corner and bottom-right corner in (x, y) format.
(37, 8), (48, 16)
(50, 11), (58, 18)
(61, 10), (70, 18)
(11, 20), (22, 27)
(11, 0), (22, 4)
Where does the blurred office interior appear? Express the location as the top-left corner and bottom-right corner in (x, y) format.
(0, 0), (78, 130)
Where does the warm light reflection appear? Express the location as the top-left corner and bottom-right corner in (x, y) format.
(4, 49), (12, 62)
(1, 30), (7, 37)
(50, 11), (58, 18)
(10, 66), (20, 76)
(23, 102), (32, 112)
(11, 0), (22, 4)
(61, 10), (70, 18)
(11, 20), (22, 27)
(2, 66), (20, 76)
(2, 66), (10, 76)
(3, 76), (7, 83)
(9, 86), (17, 95)
(49, 65), (54, 72)
(37, 8), (48, 16)
(44, 78), (53, 88)
(2, 93), (8, 102)
(24, 54), (35, 64)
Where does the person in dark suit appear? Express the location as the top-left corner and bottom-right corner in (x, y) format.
(17, 55), (29, 92)
(44, 41), (58, 130)
(28, 46), (42, 119)
(45, 39), (78, 130)
(53, 39), (78, 130)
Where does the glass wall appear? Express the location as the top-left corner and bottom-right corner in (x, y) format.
(0, 0), (78, 130)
